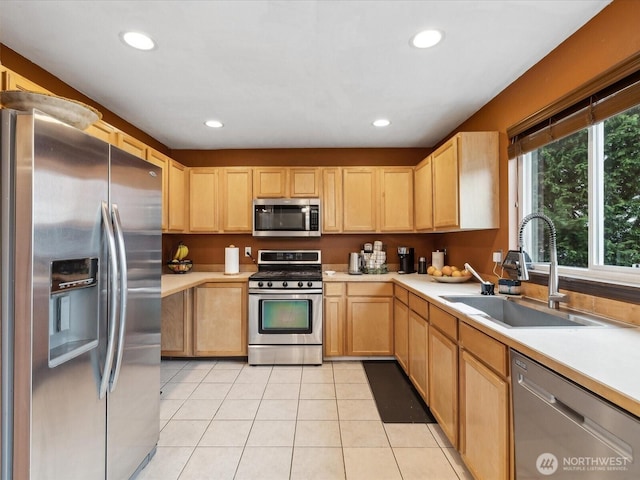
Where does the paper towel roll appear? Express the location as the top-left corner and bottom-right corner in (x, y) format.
(432, 251), (445, 270)
(225, 246), (239, 274)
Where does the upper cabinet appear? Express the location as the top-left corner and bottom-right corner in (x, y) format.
(221, 167), (253, 232)
(167, 160), (187, 232)
(2, 70), (51, 94)
(414, 131), (499, 233)
(253, 167), (288, 198)
(322, 168), (343, 233)
(189, 168), (219, 232)
(379, 167), (414, 232)
(116, 132), (147, 159)
(342, 168), (377, 232)
(253, 167), (321, 198)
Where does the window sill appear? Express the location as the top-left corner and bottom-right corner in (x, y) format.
(527, 271), (640, 305)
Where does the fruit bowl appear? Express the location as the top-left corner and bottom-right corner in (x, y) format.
(430, 275), (472, 283)
(167, 260), (193, 274)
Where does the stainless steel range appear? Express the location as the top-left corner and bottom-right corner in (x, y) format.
(248, 250), (323, 365)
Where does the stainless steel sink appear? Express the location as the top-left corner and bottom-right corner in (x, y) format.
(439, 295), (627, 328)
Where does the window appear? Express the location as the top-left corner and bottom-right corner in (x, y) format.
(518, 105), (640, 283)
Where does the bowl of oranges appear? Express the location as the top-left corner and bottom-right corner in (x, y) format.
(427, 265), (473, 283)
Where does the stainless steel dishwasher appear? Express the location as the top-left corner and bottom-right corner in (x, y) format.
(511, 350), (640, 478)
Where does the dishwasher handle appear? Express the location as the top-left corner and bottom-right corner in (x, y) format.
(517, 373), (633, 462)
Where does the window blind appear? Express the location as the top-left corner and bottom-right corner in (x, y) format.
(508, 52), (640, 158)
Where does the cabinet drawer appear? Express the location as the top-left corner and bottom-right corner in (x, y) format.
(394, 285), (409, 305)
(409, 293), (428, 319)
(347, 282), (393, 297)
(430, 305), (458, 340)
(324, 282), (345, 297)
(459, 322), (508, 377)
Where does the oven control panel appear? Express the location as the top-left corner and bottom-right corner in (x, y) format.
(249, 280), (323, 290)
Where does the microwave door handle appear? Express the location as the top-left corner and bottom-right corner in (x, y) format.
(305, 209), (310, 231)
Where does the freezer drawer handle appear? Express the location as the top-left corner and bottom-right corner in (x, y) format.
(518, 373), (633, 461)
(109, 203), (128, 393)
(99, 201), (119, 400)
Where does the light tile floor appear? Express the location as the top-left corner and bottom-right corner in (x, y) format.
(137, 359), (473, 480)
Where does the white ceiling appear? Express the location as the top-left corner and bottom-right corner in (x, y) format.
(0, 0), (611, 150)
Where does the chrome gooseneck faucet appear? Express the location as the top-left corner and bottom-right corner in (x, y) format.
(516, 212), (567, 309)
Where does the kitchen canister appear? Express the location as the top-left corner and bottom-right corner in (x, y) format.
(225, 245), (239, 274)
(432, 251), (445, 270)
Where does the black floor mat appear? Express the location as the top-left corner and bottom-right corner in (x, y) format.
(363, 360), (436, 423)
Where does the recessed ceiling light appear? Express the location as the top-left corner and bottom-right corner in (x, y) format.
(205, 120), (224, 128)
(411, 29), (443, 49)
(121, 31), (156, 51)
(373, 119), (391, 127)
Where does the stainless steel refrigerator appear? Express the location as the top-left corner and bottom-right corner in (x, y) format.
(1, 109), (162, 479)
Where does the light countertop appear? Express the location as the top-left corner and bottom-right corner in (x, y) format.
(161, 270), (640, 416)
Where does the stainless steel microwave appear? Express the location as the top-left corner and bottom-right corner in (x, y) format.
(253, 198), (321, 237)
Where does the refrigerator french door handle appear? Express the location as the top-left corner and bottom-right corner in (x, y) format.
(100, 201), (119, 400)
(109, 204), (128, 393)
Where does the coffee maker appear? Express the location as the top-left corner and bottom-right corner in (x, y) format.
(397, 247), (415, 274)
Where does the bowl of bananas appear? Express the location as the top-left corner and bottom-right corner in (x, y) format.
(167, 242), (192, 274)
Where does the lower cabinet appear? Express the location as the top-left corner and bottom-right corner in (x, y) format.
(459, 323), (510, 480)
(393, 295), (409, 372)
(429, 305), (459, 448)
(324, 283), (346, 357)
(161, 289), (193, 356)
(194, 282), (247, 356)
(408, 309), (428, 401)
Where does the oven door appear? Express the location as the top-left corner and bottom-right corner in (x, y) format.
(248, 290), (323, 345)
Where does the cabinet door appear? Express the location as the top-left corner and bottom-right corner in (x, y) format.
(116, 132), (147, 159)
(432, 138), (459, 229)
(146, 149), (170, 231)
(394, 298), (409, 373)
(161, 290), (193, 356)
(290, 168), (320, 197)
(322, 168), (342, 232)
(194, 283), (247, 356)
(414, 156), (434, 230)
(324, 296), (346, 357)
(86, 120), (116, 144)
(429, 325), (459, 447)
(342, 168), (377, 232)
(346, 296), (393, 355)
(189, 168), (219, 232)
(254, 167), (287, 197)
(168, 160), (187, 232)
(408, 310), (428, 401)
(460, 350), (509, 480)
(221, 168), (253, 232)
(380, 167), (414, 231)
(2, 70), (51, 93)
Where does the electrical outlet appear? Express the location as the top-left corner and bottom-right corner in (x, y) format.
(245, 247), (252, 257)
(493, 250), (503, 263)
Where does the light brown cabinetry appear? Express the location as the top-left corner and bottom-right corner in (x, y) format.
(86, 120), (116, 144)
(116, 132), (147, 159)
(161, 290), (193, 356)
(459, 323), (510, 480)
(167, 160), (187, 232)
(379, 167), (414, 231)
(324, 282), (346, 357)
(322, 168), (342, 233)
(146, 148), (170, 231)
(221, 168), (253, 232)
(414, 155), (434, 231)
(253, 167), (288, 198)
(408, 299), (429, 402)
(193, 283), (247, 356)
(346, 282), (393, 355)
(429, 305), (459, 448)
(342, 168), (377, 232)
(393, 285), (409, 372)
(1, 70), (51, 94)
(290, 168), (320, 197)
(189, 168), (219, 232)
(432, 131), (499, 231)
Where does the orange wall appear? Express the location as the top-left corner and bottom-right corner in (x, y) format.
(439, 0), (640, 276)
